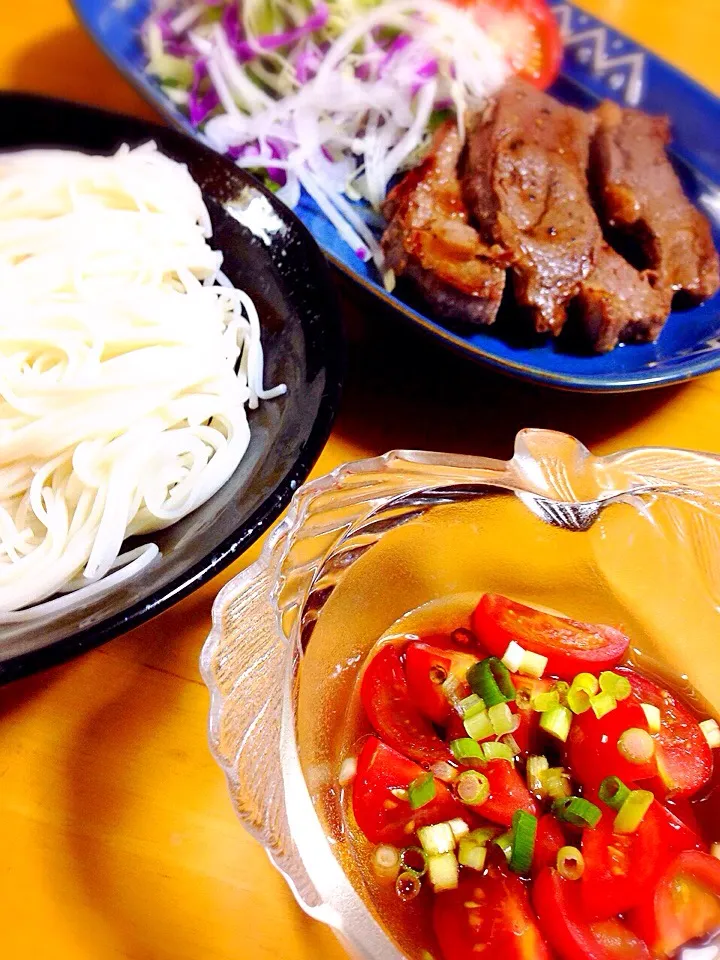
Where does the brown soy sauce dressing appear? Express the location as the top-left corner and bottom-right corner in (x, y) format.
(328, 594), (720, 960)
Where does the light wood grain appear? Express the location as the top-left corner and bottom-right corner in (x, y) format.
(0, 1), (719, 957)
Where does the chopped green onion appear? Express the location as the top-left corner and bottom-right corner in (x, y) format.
(456, 771), (490, 806)
(598, 776), (631, 811)
(509, 810), (537, 874)
(441, 673), (464, 708)
(463, 709), (494, 742)
(567, 673), (599, 714)
(641, 703), (662, 734)
(488, 702), (515, 735)
(395, 870), (422, 902)
(614, 789), (654, 834)
(700, 718), (720, 749)
(430, 761), (458, 783)
(408, 773), (436, 810)
(589, 691), (617, 719)
(494, 830), (513, 863)
(427, 852), (459, 891)
(526, 755), (550, 797)
(502, 640), (525, 673)
(519, 650), (548, 679)
(372, 844), (400, 880)
(553, 680), (570, 704)
(540, 704), (572, 742)
(458, 837), (487, 871)
(338, 756), (357, 786)
(467, 657), (516, 707)
(450, 738), (484, 762)
(481, 741), (514, 762)
(417, 822), (455, 856)
(543, 767), (572, 800)
(557, 846), (585, 881)
(552, 796), (602, 829)
(467, 826), (501, 845)
(501, 733), (522, 756)
(533, 690), (560, 713)
(399, 847), (427, 876)
(458, 694), (486, 719)
(599, 671), (632, 701)
(448, 818), (470, 841)
(618, 727), (655, 764)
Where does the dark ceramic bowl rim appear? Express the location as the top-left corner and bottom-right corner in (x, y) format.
(0, 92), (344, 685)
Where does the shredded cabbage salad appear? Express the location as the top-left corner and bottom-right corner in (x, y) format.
(144, 0), (510, 271)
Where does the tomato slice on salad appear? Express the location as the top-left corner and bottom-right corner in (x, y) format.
(619, 667), (713, 798)
(434, 856), (551, 960)
(360, 644), (452, 765)
(351, 737), (469, 846)
(589, 921), (651, 960)
(628, 851), (720, 957)
(533, 813), (568, 874)
(450, 0), (563, 89)
(472, 595), (630, 680)
(404, 642), (478, 726)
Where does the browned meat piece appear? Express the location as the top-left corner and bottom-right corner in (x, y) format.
(381, 121), (506, 327)
(591, 101), (720, 302)
(463, 79), (602, 335)
(575, 243), (673, 352)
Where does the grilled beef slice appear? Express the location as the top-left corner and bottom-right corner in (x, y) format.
(591, 100), (720, 302)
(575, 243), (673, 352)
(463, 79), (602, 335)
(381, 121), (506, 326)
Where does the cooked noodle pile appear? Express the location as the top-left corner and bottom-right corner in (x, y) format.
(0, 143), (285, 620)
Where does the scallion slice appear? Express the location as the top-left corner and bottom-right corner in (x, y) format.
(458, 694), (486, 719)
(519, 650), (548, 679)
(599, 671), (631, 701)
(441, 673), (464, 708)
(408, 773), (436, 810)
(468, 826), (501, 845)
(509, 810), (537, 874)
(488, 702), (515, 735)
(618, 727), (655, 764)
(589, 691), (617, 719)
(463, 709), (494, 742)
(700, 718), (720, 749)
(417, 822), (455, 856)
(481, 741), (514, 762)
(501, 733), (522, 756)
(399, 846), (427, 877)
(467, 657), (516, 707)
(427, 852), (459, 891)
(543, 767), (572, 800)
(540, 704), (572, 742)
(566, 673), (599, 714)
(450, 737), (484, 762)
(456, 770), (490, 806)
(641, 703), (662, 734)
(557, 845), (585, 881)
(598, 775), (631, 811)
(552, 796), (602, 829)
(614, 789), (654, 834)
(553, 680), (570, 704)
(372, 844), (400, 880)
(526, 755), (549, 797)
(448, 818), (470, 841)
(395, 870), (422, 902)
(533, 690), (560, 713)
(502, 640), (525, 673)
(458, 837), (487, 871)
(494, 830), (513, 863)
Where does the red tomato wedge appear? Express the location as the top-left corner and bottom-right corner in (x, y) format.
(533, 867), (614, 960)
(533, 814), (567, 874)
(404, 642), (478, 726)
(619, 667), (713, 798)
(565, 698), (657, 791)
(448, 0), (563, 89)
(472, 595), (630, 680)
(360, 644), (451, 765)
(464, 758), (538, 826)
(351, 738), (469, 846)
(629, 851), (720, 957)
(589, 921), (651, 960)
(434, 856), (551, 960)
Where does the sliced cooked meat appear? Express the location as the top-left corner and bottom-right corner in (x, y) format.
(381, 121), (506, 327)
(591, 100), (720, 302)
(575, 243), (673, 352)
(463, 78), (602, 335)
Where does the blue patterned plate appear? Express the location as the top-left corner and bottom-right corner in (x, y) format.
(72, 0), (720, 391)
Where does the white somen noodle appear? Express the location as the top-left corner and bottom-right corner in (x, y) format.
(0, 142), (285, 620)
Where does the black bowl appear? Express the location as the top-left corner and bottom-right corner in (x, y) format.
(0, 92), (343, 683)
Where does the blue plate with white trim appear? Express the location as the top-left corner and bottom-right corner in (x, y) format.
(72, 0), (720, 391)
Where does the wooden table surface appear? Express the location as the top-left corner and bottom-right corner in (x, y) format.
(1, 2), (719, 958)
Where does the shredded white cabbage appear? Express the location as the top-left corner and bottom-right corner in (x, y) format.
(0, 143), (285, 619)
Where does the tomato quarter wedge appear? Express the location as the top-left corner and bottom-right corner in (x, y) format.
(360, 644), (451, 765)
(618, 667), (713, 798)
(565, 698), (656, 791)
(404, 642), (478, 726)
(589, 921), (650, 960)
(472, 595), (630, 680)
(434, 856), (551, 960)
(533, 814), (568, 874)
(351, 738), (469, 846)
(628, 851), (720, 957)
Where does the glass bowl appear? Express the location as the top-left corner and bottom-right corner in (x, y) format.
(200, 428), (720, 960)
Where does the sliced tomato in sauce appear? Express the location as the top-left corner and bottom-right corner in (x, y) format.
(589, 920), (651, 960)
(619, 667), (713, 798)
(434, 855), (551, 960)
(404, 642), (478, 726)
(351, 737), (469, 846)
(472, 595), (630, 680)
(465, 758), (538, 827)
(628, 850), (720, 957)
(533, 813), (568, 874)
(360, 644), (451, 765)
(533, 867), (615, 960)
